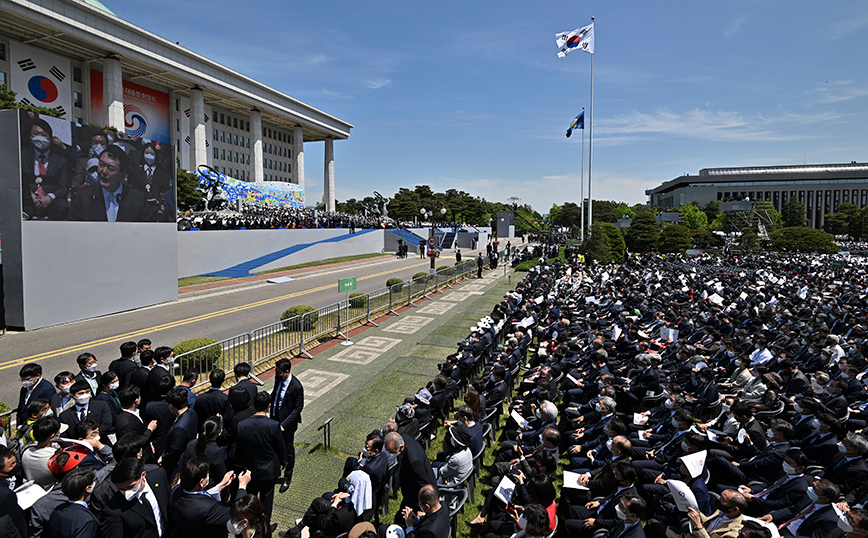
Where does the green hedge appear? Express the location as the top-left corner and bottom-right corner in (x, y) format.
(281, 305), (318, 331)
(386, 277), (404, 291)
(412, 272), (429, 281)
(348, 292), (367, 308)
(174, 338), (221, 372)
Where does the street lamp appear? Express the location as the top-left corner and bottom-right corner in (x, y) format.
(420, 207), (447, 274)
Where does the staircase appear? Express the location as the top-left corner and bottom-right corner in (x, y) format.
(440, 231), (457, 249)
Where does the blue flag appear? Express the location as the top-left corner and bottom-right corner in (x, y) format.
(566, 111), (584, 138)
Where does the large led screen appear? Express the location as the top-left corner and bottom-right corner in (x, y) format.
(20, 111), (175, 222)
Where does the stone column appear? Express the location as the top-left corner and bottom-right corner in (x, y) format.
(251, 108), (263, 182)
(189, 87), (207, 168)
(103, 56), (124, 132)
(324, 138), (335, 211)
(293, 124), (304, 188)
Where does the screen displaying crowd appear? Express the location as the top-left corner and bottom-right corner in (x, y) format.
(4, 247), (868, 538)
(19, 111), (175, 222)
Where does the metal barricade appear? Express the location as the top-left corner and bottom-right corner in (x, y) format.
(177, 333), (250, 385)
(389, 281), (407, 314)
(298, 302), (342, 358)
(366, 287), (390, 324)
(250, 318), (302, 367)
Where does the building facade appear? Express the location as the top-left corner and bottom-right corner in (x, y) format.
(0, 0), (351, 209)
(647, 162), (868, 229)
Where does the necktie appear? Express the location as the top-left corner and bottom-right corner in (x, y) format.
(272, 380), (285, 417)
(37, 155), (46, 177)
(78, 407), (86, 422)
(779, 502), (815, 530)
(106, 193), (118, 221)
(140, 490), (163, 536)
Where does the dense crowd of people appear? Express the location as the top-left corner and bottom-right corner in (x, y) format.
(4, 245), (868, 538)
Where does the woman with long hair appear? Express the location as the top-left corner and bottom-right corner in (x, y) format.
(229, 494), (272, 538)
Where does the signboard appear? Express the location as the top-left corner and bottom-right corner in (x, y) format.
(89, 70), (171, 143)
(427, 236), (437, 247)
(832, 261), (844, 269)
(338, 277), (357, 293)
(193, 167), (304, 208)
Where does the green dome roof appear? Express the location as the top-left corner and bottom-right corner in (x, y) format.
(80, 0), (115, 15)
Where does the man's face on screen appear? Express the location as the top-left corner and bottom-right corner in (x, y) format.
(98, 153), (124, 192)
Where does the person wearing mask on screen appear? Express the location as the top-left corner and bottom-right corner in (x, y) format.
(68, 145), (152, 222)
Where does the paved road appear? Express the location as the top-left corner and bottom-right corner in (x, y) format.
(0, 251), (490, 409)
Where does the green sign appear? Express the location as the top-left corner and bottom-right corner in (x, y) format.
(338, 277), (357, 293)
(832, 261), (844, 269)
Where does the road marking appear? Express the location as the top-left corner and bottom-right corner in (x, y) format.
(0, 259), (454, 372)
(329, 336), (403, 365)
(382, 316), (434, 335)
(295, 370), (350, 404)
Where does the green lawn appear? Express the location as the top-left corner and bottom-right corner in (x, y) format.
(178, 275), (236, 287)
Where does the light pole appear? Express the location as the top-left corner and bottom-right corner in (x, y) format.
(420, 207), (447, 274)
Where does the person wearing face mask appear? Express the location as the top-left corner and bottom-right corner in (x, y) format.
(838, 508), (868, 538)
(59, 381), (113, 440)
(646, 488), (746, 538)
(823, 433), (868, 496)
(145, 346), (175, 403)
(818, 380), (850, 421)
(719, 356), (753, 394)
(718, 419), (794, 490)
(168, 458), (252, 538)
(790, 398), (821, 447)
(17, 362), (57, 426)
(46, 466), (99, 538)
(228, 494), (273, 538)
(51, 371), (78, 418)
(739, 448), (810, 517)
(75, 352), (102, 396)
(131, 142), (170, 208)
(21, 418), (65, 488)
(101, 457), (169, 538)
(772, 479), (841, 538)
(21, 117), (72, 220)
(17, 398), (53, 442)
(96, 371), (122, 419)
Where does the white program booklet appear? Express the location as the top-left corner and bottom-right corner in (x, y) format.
(494, 476), (516, 504)
(14, 481), (47, 510)
(510, 409), (529, 429)
(563, 471), (589, 490)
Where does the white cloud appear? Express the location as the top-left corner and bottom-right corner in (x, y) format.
(723, 16), (748, 39)
(814, 81), (868, 104)
(364, 78), (392, 90)
(832, 11), (868, 37)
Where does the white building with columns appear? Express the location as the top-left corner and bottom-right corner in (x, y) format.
(0, 0), (350, 210)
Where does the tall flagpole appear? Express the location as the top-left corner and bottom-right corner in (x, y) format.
(580, 106), (585, 241)
(588, 16), (595, 232)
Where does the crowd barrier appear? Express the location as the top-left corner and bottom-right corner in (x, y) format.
(175, 256), (498, 388)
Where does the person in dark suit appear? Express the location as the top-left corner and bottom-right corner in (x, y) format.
(226, 385), (255, 461)
(168, 457), (252, 538)
(233, 362), (259, 403)
(17, 362), (57, 425)
(50, 371), (77, 418)
(59, 380), (113, 439)
(270, 358), (304, 492)
(782, 360), (811, 398)
(606, 493), (647, 538)
(0, 446), (27, 538)
(776, 479), (842, 538)
(161, 387), (198, 480)
(237, 391), (287, 522)
(95, 370), (122, 420)
(130, 142), (172, 217)
(484, 366), (509, 407)
(179, 416), (227, 491)
(68, 145), (153, 222)
(109, 341), (139, 390)
(116, 385), (158, 463)
(144, 376), (177, 458)
(196, 369), (233, 432)
(384, 432), (437, 513)
(74, 352), (102, 397)
(823, 433), (868, 496)
(398, 484), (451, 538)
(21, 117), (72, 220)
(145, 347), (174, 403)
(741, 448), (810, 517)
(130, 350), (155, 397)
(47, 466), (100, 538)
(101, 458), (170, 538)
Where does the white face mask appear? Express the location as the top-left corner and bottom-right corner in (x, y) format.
(31, 135), (50, 152)
(143, 153), (156, 166)
(839, 442), (848, 453)
(681, 440), (690, 452)
(806, 486), (819, 501)
(595, 403), (603, 412)
(665, 400), (675, 409)
(782, 462), (797, 475)
(615, 504), (628, 520)
(794, 403), (803, 413)
(21, 379), (34, 389)
(838, 517), (854, 533)
(85, 364), (98, 373)
(535, 409), (542, 419)
(123, 480), (144, 501)
(767, 428), (775, 441)
(109, 382), (120, 391)
(41, 409), (54, 418)
(75, 394), (91, 406)
(59, 384), (72, 394)
(226, 519), (247, 535)
(606, 439), (613, 451)
(89, 144), (105, 158)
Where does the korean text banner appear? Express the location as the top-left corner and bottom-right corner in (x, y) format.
(89, 70), (171, 144)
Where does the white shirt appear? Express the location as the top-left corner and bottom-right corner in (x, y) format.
(122, 408), (143, 423)
(139, 482), (163, 536)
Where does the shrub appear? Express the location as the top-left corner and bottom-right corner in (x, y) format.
(281, 305), (318, 331)
(412, 272), (429, 281)
(348, 292), (367, 308)
(174, 338), (221, 372)
(436, 265), (450, 272)
(386, 277), (404, 291)
(770, 226), (838, 253)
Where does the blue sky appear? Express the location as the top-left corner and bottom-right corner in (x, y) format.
(111, 1), (868, 213)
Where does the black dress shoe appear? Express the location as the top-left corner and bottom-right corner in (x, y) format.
(279, 478), (291, 493)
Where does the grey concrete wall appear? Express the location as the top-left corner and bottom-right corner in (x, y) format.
(178, 228), (385, 277)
